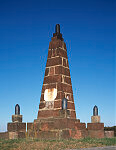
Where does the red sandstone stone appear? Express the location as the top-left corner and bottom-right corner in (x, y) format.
(43, 75), (62, 84)
(48, 50), (52, 58)
(54, 100), (62, 108)
(56, 91), (65, 99)
(70, 111), (76, 118)
(87, 123), (104, 130)
(45, 68), (49, 76)
(52, 49), (56, 57)
(39, 102), (45, 109)
(88, 130), (104, 138)
(75, 123), (86, 130)
(64, 76), (71, 85)
(56, 48), (68, 58)
(70, 94), (74, 102)
(46, 57), (62, 67)
(57, 83), (73, 93)
(7, 122), (26, 132)
(35, 130), (59, 139)
(87, 123), (104, 138)
(67, 60), (69, 68)
(49, 39), (65, 49)
(38, 110), (60, 118)
(63, 58), (66, 67)
(67, 102), (75, 110)
(55, 66), (70, 76)
(49, 67), (54, 75)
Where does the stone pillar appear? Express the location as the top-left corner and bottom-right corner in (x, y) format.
(7, 104), (26, 139)
(87, 106), (104, 138)
(91, 105), (100, 123)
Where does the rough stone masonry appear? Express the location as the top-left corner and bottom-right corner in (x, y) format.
(37, 24), (76, 119)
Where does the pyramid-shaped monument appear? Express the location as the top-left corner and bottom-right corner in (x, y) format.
(30, 24), (87, 139)
(37, 24), (76, 119)
(26, 25), (104, 139)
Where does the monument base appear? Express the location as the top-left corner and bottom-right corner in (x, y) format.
(27, 115), (88, 139)
(12, 115), (22, 122)
(91, 116), (100, 123)
(7, 122), (26, 139)
(27, 109), (105, 139)
(87, 123), (104, 138)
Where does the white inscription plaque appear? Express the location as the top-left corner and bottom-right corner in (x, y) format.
(44, 88), (57, 101)
(44, 88), (57, 109)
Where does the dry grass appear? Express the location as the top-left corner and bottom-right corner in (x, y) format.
(0, 137), (116, 150)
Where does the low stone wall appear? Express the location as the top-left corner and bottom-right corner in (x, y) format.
(104, 131), (114, 138)
(7, 122), (26, 139)
(1, 122), (115, 140)
(0, 132), (9, 139)
(104, 126), (116, 137)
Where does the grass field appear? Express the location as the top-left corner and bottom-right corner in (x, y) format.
(0, 137), (116, 150)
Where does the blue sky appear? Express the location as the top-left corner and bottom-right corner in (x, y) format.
(0, 0), (115, 132)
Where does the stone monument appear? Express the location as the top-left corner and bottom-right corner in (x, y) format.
(27, 24), (88, 139)
(7, 104), (26, 139)
(87, 105), (104, 138)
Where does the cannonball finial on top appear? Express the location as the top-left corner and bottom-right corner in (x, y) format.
(15, 104), (20, 115)
(55, 24), (60, 34)
(93, 105), (98, 116)
(53, 24), (63, 40)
